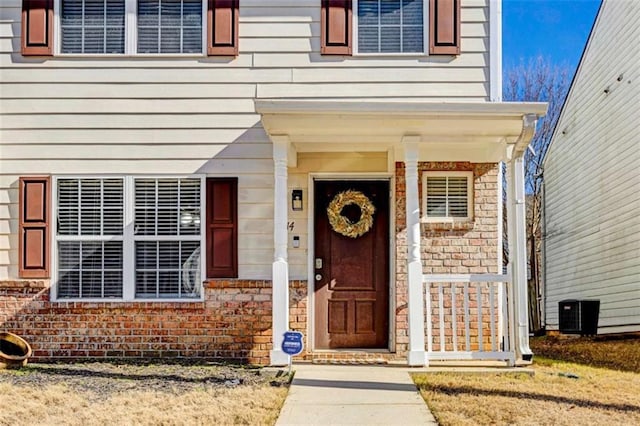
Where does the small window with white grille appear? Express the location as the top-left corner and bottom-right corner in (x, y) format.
(422, 171), (473, 221)
(355, 0), (425, 54)
(54, 176), (203, 301)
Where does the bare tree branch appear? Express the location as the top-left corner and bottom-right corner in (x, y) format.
(503, 57), (571, 333)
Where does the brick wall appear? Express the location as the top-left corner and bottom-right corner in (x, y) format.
(1, 161), (502, 364)
(395, 162), (500, 354)
(0, 279), (308, 365)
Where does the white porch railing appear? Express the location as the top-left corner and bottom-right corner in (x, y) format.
(423, 274), (514, 364)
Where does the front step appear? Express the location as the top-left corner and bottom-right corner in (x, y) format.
(310, 350), (400, 365)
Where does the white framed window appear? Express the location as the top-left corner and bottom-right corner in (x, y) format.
(53, 176), (205, 301)
(56, 0), (205, 55)
(354, 0), (427, 54)
(422, 171), (473, 222)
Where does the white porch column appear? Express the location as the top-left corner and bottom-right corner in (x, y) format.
(506, 154), (533, 362)
(404, 137), (427, 366)
(270, 135), (290, 366)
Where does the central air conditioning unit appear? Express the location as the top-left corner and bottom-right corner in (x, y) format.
(559, 300), (600, 335)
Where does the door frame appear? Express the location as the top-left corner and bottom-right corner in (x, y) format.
(307, 173), (396, 352)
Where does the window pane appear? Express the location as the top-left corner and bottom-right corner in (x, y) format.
(358, 0), (379, 26)
(402, 26), (423, 53)
(402, 0), (423, 25)
(135, 240), (201, 298)
(138, 0), (202, 54)
(181, 242), (201, 297)
(380, 0), (401, 25)
(106, 27), (126, 53)
(138, 0), (159, 25)
(160, 0), (181, 26)
(180, 179), (201, 235)
(380, 27), (401, 53)
(58, 241), (80, 270)
(358, 26), (379, 53)
(135, 178), (200, 236)
(136, 271), (158, 297)
(358, 0), (423, 53)
(159, 241), (180, 269)
(84, 0), (106, 26)
(160, 28), (181, 54)
(58, 270), (80, 298)
(426, 177), (448, 217)
(58, 178), (123, 236)
(56, 179), (124, 300)
(62, 0), (82, 25)
(425, 176), (469, 218)
(61, 0), (125, 54)
(57, 241), (123, 299)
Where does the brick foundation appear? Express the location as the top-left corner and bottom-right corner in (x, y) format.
(0, 279), (307, 365)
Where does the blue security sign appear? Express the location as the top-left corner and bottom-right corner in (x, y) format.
(281, 331), (304, 356)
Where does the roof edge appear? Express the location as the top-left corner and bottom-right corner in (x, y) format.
(255, 100), (548, 118)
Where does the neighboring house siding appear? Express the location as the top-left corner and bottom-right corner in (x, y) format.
(544, 0), (640, 333)
(0, 0), (490, 280)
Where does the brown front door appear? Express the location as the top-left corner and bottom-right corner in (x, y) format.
(314, 180), (389, 349)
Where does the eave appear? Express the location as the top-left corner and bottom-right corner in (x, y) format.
(255, 100), (548, 163)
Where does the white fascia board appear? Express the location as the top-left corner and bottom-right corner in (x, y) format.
(255, 100), (548, 118)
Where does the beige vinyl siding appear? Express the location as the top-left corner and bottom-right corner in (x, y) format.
(0, 0), (490, 280)
(543, 0), (640, 333)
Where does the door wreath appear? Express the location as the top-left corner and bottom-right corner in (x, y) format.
(327, 190), (376, 238)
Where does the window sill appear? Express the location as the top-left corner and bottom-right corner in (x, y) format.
(421, 219), (475, 231)
(51, 297), (205, 304)
(351, 52), (428, 58)
(53, 53), (207, 59)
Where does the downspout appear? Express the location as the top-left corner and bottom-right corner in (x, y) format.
(508, 114), (538, 363)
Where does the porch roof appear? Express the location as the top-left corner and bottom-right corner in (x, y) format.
(255, 100), (548, 163)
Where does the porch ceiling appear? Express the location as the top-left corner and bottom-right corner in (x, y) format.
(255, 100), (548, 162)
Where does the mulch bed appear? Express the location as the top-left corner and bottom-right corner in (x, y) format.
(0, 361), (290, 401)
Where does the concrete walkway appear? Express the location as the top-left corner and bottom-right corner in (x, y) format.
(276, 364), (437, 425)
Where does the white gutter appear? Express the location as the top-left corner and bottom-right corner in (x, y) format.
(255, 100), (548, 117)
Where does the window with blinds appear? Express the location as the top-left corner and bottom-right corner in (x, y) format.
(134, 178), (201, 298)
(61, 0), (126, 54)
(55, 177), (203, 300)
(56, 178), (124, 298)
(423, 172), (473, 220)
(59, 0), (203, 54)
(138, 0), (203, 54)
(357, 0), (424, 53)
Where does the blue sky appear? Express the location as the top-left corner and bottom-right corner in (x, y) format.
(503, 0), (601, 70)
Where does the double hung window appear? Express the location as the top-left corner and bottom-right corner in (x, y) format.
(422, 172), (473, 221)
(59, 0), (204, 54)
(55, 176), (203, 300)
(356, 0), (425, 54)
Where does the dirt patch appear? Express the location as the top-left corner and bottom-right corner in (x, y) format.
(413, 358), (640, 425)
(531, 335), (640, 373)
(0, 362), (291, 425)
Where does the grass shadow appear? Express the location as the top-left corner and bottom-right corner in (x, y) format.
(420, 382), (640, 413)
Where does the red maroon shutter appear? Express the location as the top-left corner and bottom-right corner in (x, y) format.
(207, 0), (239, 56)
(321, 0), (352, 55)
(206, 178), (238, 278)
(21, 0), (54, 56)
(429, 0), (461, 55)
(19, 176), (51, 278)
